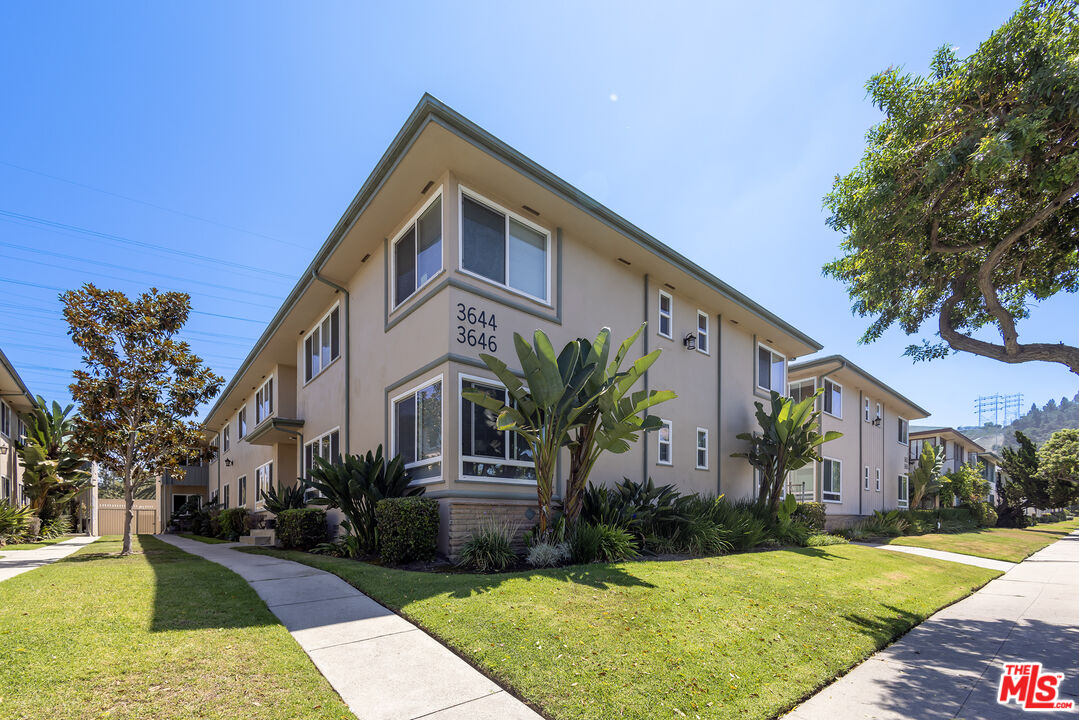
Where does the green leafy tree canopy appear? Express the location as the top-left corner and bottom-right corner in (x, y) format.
(1037, 427), (1079, 507)
(824, 1), (1079, 373)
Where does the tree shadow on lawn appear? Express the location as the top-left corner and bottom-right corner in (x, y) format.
(828, 611), (1079, 719)
(428, 562), (658, 599)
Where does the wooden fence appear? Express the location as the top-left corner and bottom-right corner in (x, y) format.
(98, 499), (159, 535)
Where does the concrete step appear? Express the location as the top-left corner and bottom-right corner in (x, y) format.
(238, 533), (274, 546)
(248, 529), (276, 538)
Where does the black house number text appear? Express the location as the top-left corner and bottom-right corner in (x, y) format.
(456, 303), (497, 352)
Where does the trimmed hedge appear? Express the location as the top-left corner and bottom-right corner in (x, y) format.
(218, 508), (251, 541)
(793, 502), (826, 532)
(375, 497), (439, 565)
(277, 508), (327, 550)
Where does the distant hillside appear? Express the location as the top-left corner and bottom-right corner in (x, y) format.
(962, 392), (1079, 451)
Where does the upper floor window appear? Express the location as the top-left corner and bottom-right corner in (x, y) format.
(875, 402), (882, 422)
(222, 426), (230, 453)
(789, 379), (816, 404)
(656, 291), (673, 339)
(304, 305), (341, 383)
(237, 407), (247, 440)
(255, 377), (273, 424)
(657, 419), (673, 465)
(393, 377), (443, 482)
(0, 401), (9, 437)
(16, 418), (25, 442)
(898, 417), (909, 444)
(460, 189), (549, 303)
(823, 379), (843, 418)
(696, 311), (709, 354)
(460, 377), (536, 482)
(393, 192), (443, 307)
(864, 398), (871, 422)
(757, 344), (786, 394)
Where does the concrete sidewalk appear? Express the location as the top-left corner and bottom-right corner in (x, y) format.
(156, 534), (542, 720)
(0, 535), (100, 582)
(864, 542), (1016, 572)
(786, 531), (1079, 719)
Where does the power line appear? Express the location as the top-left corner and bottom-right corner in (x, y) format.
(0, 159), (309, 250)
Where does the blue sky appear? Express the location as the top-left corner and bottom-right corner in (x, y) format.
(1, 0), (1075, 427)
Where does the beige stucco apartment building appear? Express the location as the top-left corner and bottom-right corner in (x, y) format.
(202, 95), (845, 553)
(787, 356), (930, 528)
(909, 426), (1000, 505)
(0, 346), (34, 506)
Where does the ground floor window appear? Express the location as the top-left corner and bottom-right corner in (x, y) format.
(1, 475), (8, 501)
(898, 474), (909, 508)
(786, 464), (815, 503)
(223, 485), (230, 509)
(256, 462), (273, 506)
(304, 428), (341, 476)
(238, 476), (247, 506)
(460, 376), (535, 482)
(657, 419), (673, 465)
(172, 494), (201, 514)
(393, 376), (442, 482)
(695, 428), (708, 470)
(822, 459), (841, 502)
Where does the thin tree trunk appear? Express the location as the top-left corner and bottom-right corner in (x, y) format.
(121, 466), (134, 556)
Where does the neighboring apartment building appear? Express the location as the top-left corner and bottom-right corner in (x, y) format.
(201, 94), (828, 554)
(0, 346), (34, 507)
(156, 463), (210, 524)
(787, 356), (930, 528)
(909, 426), (994, 506)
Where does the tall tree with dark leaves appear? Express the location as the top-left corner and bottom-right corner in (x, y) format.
(825, 1), (1079, 373)
(62, 285), (222, 555)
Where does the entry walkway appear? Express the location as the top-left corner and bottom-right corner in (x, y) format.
(0, 535), (99, 582)
(156, 534), (542, 720)
(786, 531), (1079, 719)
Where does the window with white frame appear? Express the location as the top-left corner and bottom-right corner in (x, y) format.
(393, 377), (442, 482)
(304, 305), (341, 383)
(822, 458), (841, 502)
(789, 378), (816, 403)
(1, 475), (9, 501)
(393, 192), (443, 307)
(460, 189), (549, 302)
(0, 401), (9, 437)
(657, 419), (673, 465)
(875, 467), (881, 491)
(695, 428), (708, 470)
(222, 426), (230, 453)
(898, 417), (909, 444)
(898, 474), (909, 508)
(460, 377), (536, 482)
(864, 466), (870, 491)
(16, 418), (25, 442)
(875, 402), (882, 422)
(255, 377), (273, 424)
(237, 407), (247, 440)
(696, 311), (709, 353)
(255, 462), (273, 506)
(658, 290), (673, 339)
(757, 344), (786, 393)
(238, 475), (247, 506)
(787, 464), (815, 502)
(223, 484), (230, 509)
(304, 428), (340, 476)
(823, 379), (842, 417)
(864, 398), (871, 422)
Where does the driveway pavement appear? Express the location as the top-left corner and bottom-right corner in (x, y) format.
(0, 535), (99, 582)
(786, 531), (1079, 719)
(156, 534), (542, 720)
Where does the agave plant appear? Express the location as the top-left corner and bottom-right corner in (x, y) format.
(259, 482), (307, 514)
(16, 396), (90, 514)
(304, 445), (421, 553)
(0, 500), (34, 543)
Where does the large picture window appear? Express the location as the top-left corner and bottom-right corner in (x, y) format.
(460, 377), (536, 482)
(255, 377), (273, 424)
(393, 377), (443, 482)
(304, 428), (340, 477)
(822, 458), (841, 502)
(757, 343), (786, 394)
(393, 192), (443, 307)
(304, 305), (341, 383)
(460, 189), (549, 302)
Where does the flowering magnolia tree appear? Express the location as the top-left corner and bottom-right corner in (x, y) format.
(62, 285), (222, 555)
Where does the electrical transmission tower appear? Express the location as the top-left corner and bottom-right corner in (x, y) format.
(974, 393), (1025, 426)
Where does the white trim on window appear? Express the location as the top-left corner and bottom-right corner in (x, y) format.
(864, 465), (870, 491)
(255, 461), (273, 508)
(695, 427), (708, 470)
(391, 187), (444, 309)
(864, 398), (871, 422)
(823, 378), (843, 418)
(0, 401), (9, 438)
(789, 378), (816, 403)
(458, 186), (552, 305)
(822, 457), (842, 503)
(237, 406), (248, 440)
(303, 427), (341, 477)
(390, 374), (444, 486)
(303, 303), (342, 384)
(255, 376), (274, 425)
(875, 402), (882, 423)
(657, 290), (673, 340)
(898, 417), (909, 445)
(237, 474), (248, 507)
(756, 343), (786, 394)
(875, 467), (881, 492)
(695, 310), (709, 354)
(458, 372), (538, 486)
(898, 473), (910, 508)
(222, 425), (230, 453)
(657, 419), (673, 465)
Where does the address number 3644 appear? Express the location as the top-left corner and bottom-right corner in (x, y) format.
(456, 303), (497, 352)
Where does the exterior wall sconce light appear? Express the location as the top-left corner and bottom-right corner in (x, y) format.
(682, 333), (697, 351)
(225, 459), (234, 467)
(0, 445), (7, 455)
(872, 417), (882, 427)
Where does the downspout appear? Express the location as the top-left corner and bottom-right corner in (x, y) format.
(642, 273), (649, 481)
(716, 313), (722, 496)
(313, 270), (350, 456)
(858, 389), (864, 517)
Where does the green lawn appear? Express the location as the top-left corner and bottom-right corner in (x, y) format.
(178, 532), (232, 544)
(888, 518), (1079, 563)
(0, 535), (354, 720)
(245, 544), (997, 720)
(1, 534), (77, 550)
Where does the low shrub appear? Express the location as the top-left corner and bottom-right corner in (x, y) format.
(217, 508), (251, 540)
(276, 508), (327, 550)
(375, 497), (439, 565)
(569, 522), (603, 563)
(527, 541), (569, 568)
(792, 502), (826, 532)
(970, 501), (998, 528)
(311, 524), (361, 558)
(804, 533), (848, 547)
(39, 514), (72, 539)
(857, 510), (910, 537)
(457, 521), (518, 572)
(0, 501), (33, 544)
(594, 523), (640, 562)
